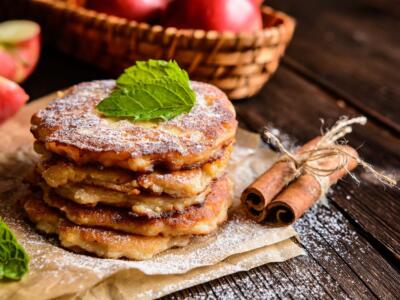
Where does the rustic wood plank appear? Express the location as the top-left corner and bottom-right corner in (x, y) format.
(268, 0), (400, 133)
(236, 66), (400, 260)
(298, 205), (399, 298)
(167, 204), (400, 299)
(358, 0), (400, 18)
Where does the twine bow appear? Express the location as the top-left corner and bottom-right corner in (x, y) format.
(262, 116), (397, 188)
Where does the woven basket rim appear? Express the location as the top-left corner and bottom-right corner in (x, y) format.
(32, 0), (295, 43)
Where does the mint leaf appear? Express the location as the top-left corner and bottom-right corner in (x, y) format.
(97, 60), (196, 121)
(0, 219), (29, 280)
(117, 60), (190, 87)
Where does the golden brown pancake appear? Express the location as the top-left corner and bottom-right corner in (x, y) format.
(24, 196), (191, 260)
(36, 144), (232, 198)
(31, 80), (237, 172)
(48, 183), (209, 218)
(42, 176), (232, 237)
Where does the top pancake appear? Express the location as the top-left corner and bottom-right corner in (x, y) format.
(31, 80), (237, 172)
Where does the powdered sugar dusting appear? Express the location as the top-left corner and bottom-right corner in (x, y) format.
(0, 131), (301, 298)
(32, 80), (236, 157)
(168, 193), (374, 299)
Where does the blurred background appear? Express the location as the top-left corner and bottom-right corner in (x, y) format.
(0, 0), (399, 126)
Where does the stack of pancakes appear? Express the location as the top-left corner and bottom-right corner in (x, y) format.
(24, 80), (238, 260)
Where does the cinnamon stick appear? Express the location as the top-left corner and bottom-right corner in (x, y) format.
(241, 137), (320, 222)
(264, 145), (358, 226)
(241, 116), (396, 226)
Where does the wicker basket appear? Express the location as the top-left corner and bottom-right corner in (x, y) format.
(1, 0), (295, 99)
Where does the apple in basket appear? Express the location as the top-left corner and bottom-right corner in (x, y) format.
(0, 76), (29, 123)
(0, 20), (41, 83)
(86, 0), (170, 22)
(252, 0), (264, 5)
(164, 0), (263, 32)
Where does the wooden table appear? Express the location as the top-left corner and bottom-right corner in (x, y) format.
(16, 0), (400, 298)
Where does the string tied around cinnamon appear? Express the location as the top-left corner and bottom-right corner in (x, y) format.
(241, 116), (397, 226)
(263, 116), (397, 188)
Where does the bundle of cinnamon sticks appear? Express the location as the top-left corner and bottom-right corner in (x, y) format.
(241, 116), (396, 227)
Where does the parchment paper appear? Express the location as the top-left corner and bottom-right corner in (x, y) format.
(0, 124), (305, 300)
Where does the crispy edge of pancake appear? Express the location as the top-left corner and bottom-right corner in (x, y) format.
(23, 196), (191, 260)
(31, 81), (238, 173)
(42, 176), (232, 237)
(52, 183), (209, 218)
(37, 144), (233, 198)
(38, 136), (236, 173)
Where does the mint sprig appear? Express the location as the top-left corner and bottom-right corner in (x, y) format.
(0, 219), (29, 280)
(97, 60), (196, 121)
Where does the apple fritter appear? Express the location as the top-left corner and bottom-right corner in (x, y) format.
(36, 144), (232, 198)
(41, 176), (232, 237)
(24, 196), (191, 260)
(50, 183), (209, 218)
(31, 80), (237, 172)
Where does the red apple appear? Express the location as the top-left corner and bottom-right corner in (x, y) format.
(164, 0), (263, 33)
(0, 20), (41, 83)
(0, 76), (29, 123)
(86, 0), (169, 22)
(0, 50), (16, 80)
(253, 0), (264, 6)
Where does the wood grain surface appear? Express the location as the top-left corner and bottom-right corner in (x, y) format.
(268, 0), (400, 134)
(1, 0), (399, 298)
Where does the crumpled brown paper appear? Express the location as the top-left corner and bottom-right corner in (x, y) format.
(74, 239), (301, 300)
(0, 117), (304, 300)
